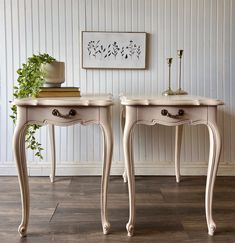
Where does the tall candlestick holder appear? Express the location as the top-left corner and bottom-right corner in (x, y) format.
(162, 58), (175, 96)
(175, 50), (188, 95)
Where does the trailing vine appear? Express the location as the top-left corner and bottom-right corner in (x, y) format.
(11, 53), (56, 159)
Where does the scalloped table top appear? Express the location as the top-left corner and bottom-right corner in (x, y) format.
(13, 94), (114, 107)
(120, 95), (224, 106)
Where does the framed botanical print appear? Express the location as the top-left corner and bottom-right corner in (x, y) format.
(81, 31), (146, 69)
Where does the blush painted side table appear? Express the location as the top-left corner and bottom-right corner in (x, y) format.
(120, 95), (224, 237)
(13, 94), (113, 237)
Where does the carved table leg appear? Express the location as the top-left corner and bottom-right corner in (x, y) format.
(120, 106), (128, 183)
(100, 107), (113, 235)
(175, 125), (183, 183)
(123, 107), (136, 237)
(48, 124), (56, 183)
(122, 135), (133, 184)
(205, 121), (221, 236)
(13, 107), (29, 237)
(122, 170), (128, 183)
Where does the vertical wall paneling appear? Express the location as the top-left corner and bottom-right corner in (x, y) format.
(52, 0), (62, 164)
(158, 0), (166, 162)
(152, 0), (159, 162)
(191, 0), (199, 162)
(99, 0), (106, 95)
(178, 0), (185, 160)
(41, 0), (51, 163)
(222, 0), (231, 163)
(105, 0), (112, 94)
(170, 0), (178, 162)
(118, 0), (126, 162)
(131, 0), (140, 162)
(0, 0), (235, 175)
(66, 0), (75, 162)
(111, 0), (120, 164)
(58, 0), (68, 163)
(86, 0), (94, 162)
(0, 0), (2, 161)
(197, 0), (205, 162)
(92, 0), (101, 162)
(0, 0), (7, 163)
(79, 0), (87, 162)
(230, 0), (235, 164)
(217, 0), (225, 162)
(183, 0), (192, 163)
(5, 0), (13, 163)
(137, 0), (146, 163)
(145, 0), (153, 162)
(125, 0), (132, 95)
(169, 13), (177, 185)
(204, 0), (211, 158)
(72, 0), (81, 162)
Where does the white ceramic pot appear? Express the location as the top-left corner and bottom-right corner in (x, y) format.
(41, 61), (65, 87)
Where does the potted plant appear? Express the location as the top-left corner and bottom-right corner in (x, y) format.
(11, 53), (63, 159)
(41, 61), (65, 87)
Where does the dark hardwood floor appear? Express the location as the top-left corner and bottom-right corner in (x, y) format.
(0, 176), (235, 243)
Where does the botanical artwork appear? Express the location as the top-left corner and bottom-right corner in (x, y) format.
(82, 32), (146, 69)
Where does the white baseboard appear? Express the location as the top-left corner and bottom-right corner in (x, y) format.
(0, 161), (235, 176)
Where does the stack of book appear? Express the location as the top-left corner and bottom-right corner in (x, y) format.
(37, 87), (81, 98)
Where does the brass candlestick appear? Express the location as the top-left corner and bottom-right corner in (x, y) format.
(162, 58), (175, 96)
(175, 50), (188, 95)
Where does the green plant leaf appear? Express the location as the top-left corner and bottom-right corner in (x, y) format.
(10, 53), (56, 158)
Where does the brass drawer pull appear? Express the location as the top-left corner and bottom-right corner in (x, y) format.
(161, 109), (184, 119)
(52, 109), (76, 118)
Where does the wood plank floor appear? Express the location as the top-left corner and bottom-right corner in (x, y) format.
(0, 176), (235, 243)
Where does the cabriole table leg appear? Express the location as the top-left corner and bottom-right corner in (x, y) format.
(123, 107), (136, 237)
(13, 107), (29, 237)
(175, 125), (183, 183)
(100, 107), (113, 235)
(49, 124), (56, 183)
(205, 121), (221, 236)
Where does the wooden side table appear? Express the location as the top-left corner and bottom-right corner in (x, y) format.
(13, 94), (113, 237)
(120, 95), (224, 237)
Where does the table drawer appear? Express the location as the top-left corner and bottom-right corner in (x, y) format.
(136, 106), (208, 125)
(27, 106), (99, 125)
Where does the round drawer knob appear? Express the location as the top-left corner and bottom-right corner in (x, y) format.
(161, 109), (168, 116)
(178, 109), (184, 116)
(52, 109), (59, 116)
(69, 109), (76, 116)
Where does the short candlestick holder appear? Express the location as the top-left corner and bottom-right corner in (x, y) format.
(162, 58), (175, 96)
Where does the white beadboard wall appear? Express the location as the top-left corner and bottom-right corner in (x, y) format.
(0, 0), (235, 176)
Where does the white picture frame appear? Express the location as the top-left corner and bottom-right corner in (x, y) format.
(81, 31), (146, 69)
